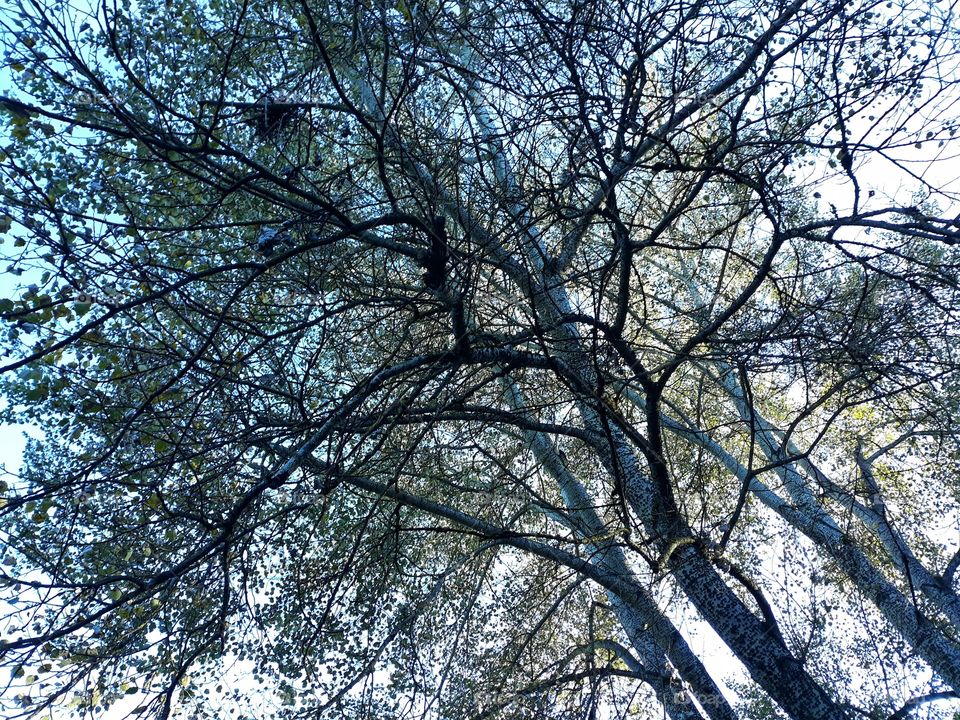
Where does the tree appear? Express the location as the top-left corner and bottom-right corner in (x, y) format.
(1, 0), (960, 718)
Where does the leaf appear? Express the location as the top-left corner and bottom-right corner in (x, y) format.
(25, 385), (48, 401)
(396, 0), (413, 21)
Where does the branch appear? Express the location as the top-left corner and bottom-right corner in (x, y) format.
(887, 691), (960, 720)
(943, 548), (960, 590)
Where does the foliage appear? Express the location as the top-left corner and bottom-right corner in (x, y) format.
(1, 0), (960, 719)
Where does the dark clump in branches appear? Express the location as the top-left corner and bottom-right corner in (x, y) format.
(421, 216), (449, 291)
(420, 216), (470, 358)
(246, 98), (299, 139)
(200, 97), (338, 139)
(255, 227), (294, 257)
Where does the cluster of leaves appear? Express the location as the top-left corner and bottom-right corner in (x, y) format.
(0, 0), (959, 719)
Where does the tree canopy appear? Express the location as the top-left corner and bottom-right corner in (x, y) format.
(1, 0), (960, 718)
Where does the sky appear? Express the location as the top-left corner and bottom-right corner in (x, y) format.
(1, 1), (960, 719)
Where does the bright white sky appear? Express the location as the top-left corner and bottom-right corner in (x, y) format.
(1, 2), (960, 719)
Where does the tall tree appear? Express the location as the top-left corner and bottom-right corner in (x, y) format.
(1, 0), (960, 718)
